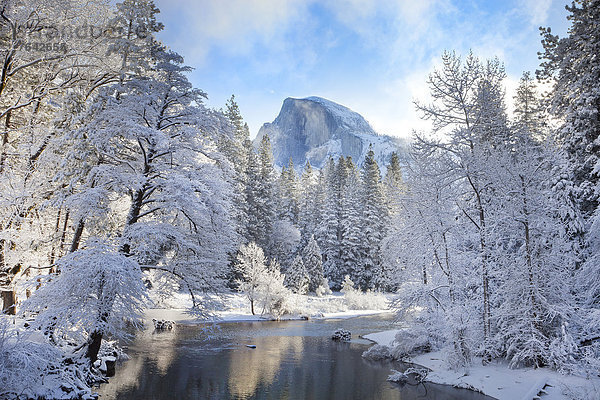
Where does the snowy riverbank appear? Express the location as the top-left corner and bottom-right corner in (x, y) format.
(363, 329), (600, 400)
(146, 291), (393, 324)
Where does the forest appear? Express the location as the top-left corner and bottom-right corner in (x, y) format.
(1, 0), (599, 398)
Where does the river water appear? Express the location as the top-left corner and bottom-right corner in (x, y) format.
(96, 314), (494, 400)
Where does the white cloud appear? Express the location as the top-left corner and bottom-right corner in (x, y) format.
(519, 0), (553, 26)
(156, 0), (308, 63)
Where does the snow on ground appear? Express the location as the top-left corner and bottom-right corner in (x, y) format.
(363, 329), (399, 348)
(365, 329), (600, 400)
(146, 291), (392, 324)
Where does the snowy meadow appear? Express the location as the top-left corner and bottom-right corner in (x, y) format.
(2, 0), (600, 399)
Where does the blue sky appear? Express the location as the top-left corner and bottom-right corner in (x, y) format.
(155, 0), (570, 139)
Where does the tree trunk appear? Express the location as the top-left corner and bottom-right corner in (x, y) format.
(250, 299), (255, 315)
(49, 208), (62, 265)
(521, 176), (538, 326)
(0, 109), (11, 174)
(86, 330), (103, 363)
(1, 290), (16, 315)
(69, 218), (85, 253)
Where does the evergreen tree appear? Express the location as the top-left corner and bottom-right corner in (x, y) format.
(285, 255), (309, 294)
(277, 158), (300, 224)
(298, 161), (319, 245)
(383, 152), (405, 235)
(358, 146), (388, 290)
(539, 0), (600, 221)
(317, 157), (341, 280)
(302, 235), (325, 292)
(513, 72), (546, 140)
(255, 134), (276, 251)
(222, 95), (251, 241)
(339, 157), (364, 288)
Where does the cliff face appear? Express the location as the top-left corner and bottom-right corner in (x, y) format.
(255, 97), (405, 170)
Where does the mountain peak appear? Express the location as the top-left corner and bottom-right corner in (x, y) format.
(255, 97), (404, 171)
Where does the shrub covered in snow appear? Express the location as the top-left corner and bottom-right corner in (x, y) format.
(332, 329), (351, 341)
(341, 276), (387, 310)
(362, 344), (392, 361)
(256, 260), (293, 319)
(391, 326), (433, 359)
(387, 367), (428, 384)
(0, 316), (100, 399)
(315, 278), (333, 297)
(387, 369), (408, 384)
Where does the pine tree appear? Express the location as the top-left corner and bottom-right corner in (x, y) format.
(383, 152), (405, 235)
(340, 157), (363, 288)
(539, 1), (600, 354)
(539, 0), (600, 220)
(358, 146), (388, 290)
(298, 161), (319, 245)
(513, 72), (546, 140)
(277, 158), (300, 224)
(317, 157), (341, 281)
(222, 95), (250, 241)
(302, 235), (325, 292)
(254, 134), (276, 252)
(245, 141), (263, 244)
(285, 255), (309, 294)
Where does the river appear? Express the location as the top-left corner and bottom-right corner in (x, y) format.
(96, 313), (494, 399)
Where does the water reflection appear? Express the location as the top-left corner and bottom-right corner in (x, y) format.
(227, 335), (304, 398)
(97, 317), (494, 400)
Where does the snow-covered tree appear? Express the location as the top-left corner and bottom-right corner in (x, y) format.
(340, 157), (364, 287)
(269, 219), (301, 272)
(318, 158), (342, 282)
(23, 241), (147, 362)
(221, 94), (250, 240)
(298, 161), (320, 243)
(244, 134), (276, 251)
(235, 242), (291, 317)
(413, 51), (510, 357)
(539, 0), (600, 221)
(256, 260), (291, 318)
(285, 255), (309, 294)
(0, 0), (116, 315)
(302, 235), (325, 292)
(235, 242), (269, 315)
(358, 146), (388, 290)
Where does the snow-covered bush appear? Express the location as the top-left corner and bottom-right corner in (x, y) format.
(362, 344), (392, 361)
(387, 369), (409, 384)
(332, 329), (351, 341)
(0, 316), (97, 400)
(256, 260), (293, 319)
(340, 275), (355, 293)
(236, 243), (293, 318)
(341, 276), (387, 309)
(547, 322), (580, 373)
(0, 316), (56, 398)
(315, 278), (333, 297)
(391, 326), (433, 359)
